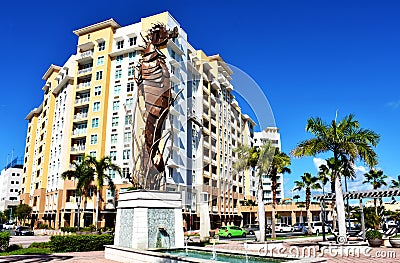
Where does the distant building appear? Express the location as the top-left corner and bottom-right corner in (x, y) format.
(254, 127), (284, 203)
(0, 158), (23, 211)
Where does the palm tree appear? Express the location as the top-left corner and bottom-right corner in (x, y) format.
(86, 155), (121, 229)
(363, 169), (387, 214)
(390, 175), (400, 188)
(294, 173), (321, 235)
(293, 195), (301, 203)
(268, 150), (291, 239)
(234, 142), (275, 242)
(61, 158), (95, 230)
(291, 114), (380, 240)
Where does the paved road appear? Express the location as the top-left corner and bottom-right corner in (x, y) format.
(9, 235), (51, 248)
(219, 231), (306, 241)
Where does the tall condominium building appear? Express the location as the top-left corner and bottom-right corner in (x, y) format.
(21, 12), (256, 229)
(254, 127), (284, 203)
(0, 158), (23, 212)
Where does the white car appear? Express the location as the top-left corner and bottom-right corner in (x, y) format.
(302, 222), (331, 234)
(275, 223), (294, 232)
(3, 223), (15, 230)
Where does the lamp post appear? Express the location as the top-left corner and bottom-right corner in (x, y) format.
(76, 196), (81, 231)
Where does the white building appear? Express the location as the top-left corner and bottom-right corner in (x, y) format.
(254, 127), (284, 203)
(0, 158), (23, 211)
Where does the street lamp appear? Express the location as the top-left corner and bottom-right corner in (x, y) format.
(76, 195), (81, 231)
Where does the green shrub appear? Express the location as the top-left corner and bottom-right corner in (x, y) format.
(60, 226), (77, 233)
(7, 244), (22, 252)
(29, 242), (52, 249)
(366, 229), (383, 240)
(50, 234), (114, 252)
(0, 232), (10, 252)
(37, 223), (49, 229)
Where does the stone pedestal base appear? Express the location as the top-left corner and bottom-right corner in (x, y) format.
(113, 190), (184, 250)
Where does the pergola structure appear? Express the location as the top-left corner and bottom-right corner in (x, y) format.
(313, 187), (400, 242)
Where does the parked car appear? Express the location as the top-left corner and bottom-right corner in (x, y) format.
(218, 226), (247, 238)
(275, 223), (294, 233)
(302, 222), (331, 234)
(3, 222), (15, 230)
(243, 224), (259, 235)
(15, 226), (34, 236)
(292, 222), (305, 232)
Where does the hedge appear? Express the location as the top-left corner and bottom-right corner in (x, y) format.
(60, 227), (77, 233)
(0, 232), (10, 252)
(50, 234), (114, 252)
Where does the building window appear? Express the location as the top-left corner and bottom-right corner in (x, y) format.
(91, 118), (99, 128)
(98, 42), (105, 51)
(117, 40), (124, 49)
(96, 71), (103, 80)
(109, 169), (116, 179)
(90, 134), (98, 144)
(126, 98), (133, 109)
(97, 56), (104, 66)
(94, 86), (101, 96)
(110, 151), (117, 161)
(106, 189), (115, 198)
(127, 82), (134, 92)
(122, 167), (130, 178)
(128, 66), (134, 77)
(129, 37), (137, 46)
(112, 117), (119, 127)
(114, 85), (121, 95)
(123, 149), (131, 160)
(125, 115), (132, 125)
(113, 101), (120, 111)
(111, 134), (118, 144)
(116, 55), (123, 64)
(128, 52), (136, 61)
(115, 69), (122, 79)
(89, 151), (97, 157)
(93, 102), (100, 112)
(124, 132), (131, 143)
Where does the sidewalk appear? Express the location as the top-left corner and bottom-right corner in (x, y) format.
(0, 251), (117, 263)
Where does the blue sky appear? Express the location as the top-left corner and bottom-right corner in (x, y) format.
(1, 1), (399, 200)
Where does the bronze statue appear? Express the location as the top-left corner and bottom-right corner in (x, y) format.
(132, 24), (179, 189)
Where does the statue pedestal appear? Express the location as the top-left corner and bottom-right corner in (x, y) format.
(113, 190), (184, 250)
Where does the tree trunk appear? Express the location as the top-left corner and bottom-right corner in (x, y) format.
(306, 188), (312, 236)
(271, 175), (277, 239)
(257, 181), (266, 242)
(334, 173), (347, 240)
(96, 189), (100, 230)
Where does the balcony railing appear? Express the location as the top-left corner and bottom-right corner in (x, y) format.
(71, 145), (86, 152)
(75, 97), (90, 104)
(72, 129), (87, 136)
(79, 50), (93, 60)
(78, 67), (93, 75)
(74, 112), (88, 120)
(78, 82), (91, 89)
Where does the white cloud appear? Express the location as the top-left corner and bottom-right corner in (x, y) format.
(386, 100), (400, 109)
(313, 157), (327, 171)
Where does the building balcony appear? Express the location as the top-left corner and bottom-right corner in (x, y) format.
(75, 97), (90, 105)
(211, 79), (220, 89)
(71, 145), (86, 153)
(77, 82), (91, 89)
(73, 112), (88, 121)
(203, 155), (211, 163)
(212, 206), (218, 212)
(77, 50), (94, 62)
(170, 73), (180, 84)
(78, 67), (93, 76)
(72, 129), (87, 137)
